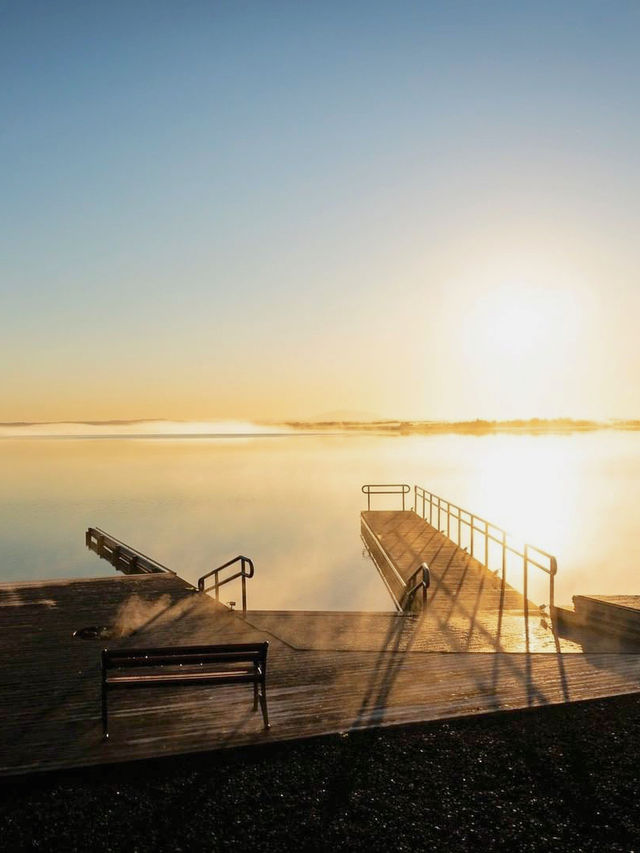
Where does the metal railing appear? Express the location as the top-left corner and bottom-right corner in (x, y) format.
(197, 555), (255, 615)
(413, 485), (557, 609)
(86, 528), (174, 575)
(362, 483), (411, 510)
(401, 562), (431, 612)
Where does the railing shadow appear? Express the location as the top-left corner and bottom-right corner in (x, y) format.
(358, 514), (574, 720)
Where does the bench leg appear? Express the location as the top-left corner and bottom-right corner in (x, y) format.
(101, 684), (109, 740)
(259, 687), (270, 729)
(253, 679), (259, 711)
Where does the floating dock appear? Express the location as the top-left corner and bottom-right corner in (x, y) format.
(556, 595), (640, 641)
(2, 488), (640, 777)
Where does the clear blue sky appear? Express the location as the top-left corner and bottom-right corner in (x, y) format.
(2, 1), (640, 421)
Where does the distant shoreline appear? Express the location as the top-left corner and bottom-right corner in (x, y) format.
(284, 418), (640, 436)
(2, 417), (640, 438)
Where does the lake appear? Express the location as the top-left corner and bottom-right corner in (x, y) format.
(2, 430), (640, 610)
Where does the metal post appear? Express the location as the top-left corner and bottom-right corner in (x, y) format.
(484, 522), (489, 568)
(422, 564), (430, 609)
(502, 530), (506, 578)
(470, 515), (474, 558)
(550, 556), (557, 611)
(446, 503), (450, 538)
(242, 573), (247, 615)
(523, 544), (528, 604)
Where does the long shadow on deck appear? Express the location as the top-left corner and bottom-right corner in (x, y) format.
(360, 515), (573, 715)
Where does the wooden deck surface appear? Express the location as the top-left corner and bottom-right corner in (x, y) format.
(3, 559), (640, 777)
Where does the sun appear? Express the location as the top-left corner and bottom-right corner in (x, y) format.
(453, 278), (582, 418)
(474, 283), (564, 356)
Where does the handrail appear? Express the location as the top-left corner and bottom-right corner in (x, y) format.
(197, 555), (255, 616)
(86, 527), (175, 575)
(413, 485), (558, 609)
(401, 562), (431, 612)
(362, 483), (411, 510)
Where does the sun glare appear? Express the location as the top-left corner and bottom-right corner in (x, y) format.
(474, 283), (571, 357)
(452, 278), (582, 417)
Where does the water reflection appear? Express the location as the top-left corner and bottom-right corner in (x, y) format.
(1, 431), (640, 608)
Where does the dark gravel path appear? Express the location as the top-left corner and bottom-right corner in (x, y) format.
(3, 694), (640, 852)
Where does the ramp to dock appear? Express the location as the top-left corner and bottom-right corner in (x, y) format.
(361, 509), (567, 652)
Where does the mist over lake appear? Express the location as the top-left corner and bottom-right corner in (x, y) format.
(2, 429), (639, 609)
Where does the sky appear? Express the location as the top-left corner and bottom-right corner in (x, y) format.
(2, 0), (640, 422)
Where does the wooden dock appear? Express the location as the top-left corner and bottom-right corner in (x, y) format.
(3, 505), (640, 777)
(361, 509), (559, 652)
(556, 595), (640, 641)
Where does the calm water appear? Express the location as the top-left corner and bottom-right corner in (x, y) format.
(2, 431), (640, 609)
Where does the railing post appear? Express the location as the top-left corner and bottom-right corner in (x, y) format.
(550, 556), (557, 611)
(422, 563), (430, 610)
(446, 502), (450, 538)
(402, 488), (405, 511)
(502, 530), (506, 578)
(484, 522), (489, 567)
(470, 515), (474, 558)
(214, 573), (219, 601)
(242, 571), (247, 615)
(523, 544), (528, 605)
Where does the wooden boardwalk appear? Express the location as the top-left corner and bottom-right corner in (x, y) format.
(3, 545), (640, 776)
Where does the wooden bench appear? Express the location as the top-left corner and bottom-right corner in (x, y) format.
(101, 642), (270, 738)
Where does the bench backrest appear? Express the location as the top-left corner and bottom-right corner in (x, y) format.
(102, 642), (268, 671)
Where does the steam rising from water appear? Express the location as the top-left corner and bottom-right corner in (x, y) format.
(113, 593), (173, 637)
(0, 420), (294, 438)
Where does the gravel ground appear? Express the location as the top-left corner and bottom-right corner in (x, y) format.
(3, 694), (640, 852)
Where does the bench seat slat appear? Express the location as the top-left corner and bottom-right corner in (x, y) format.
(106, 653), (263, 668)
(105, 642), (267, 658)
(107, 671), (258, 686)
